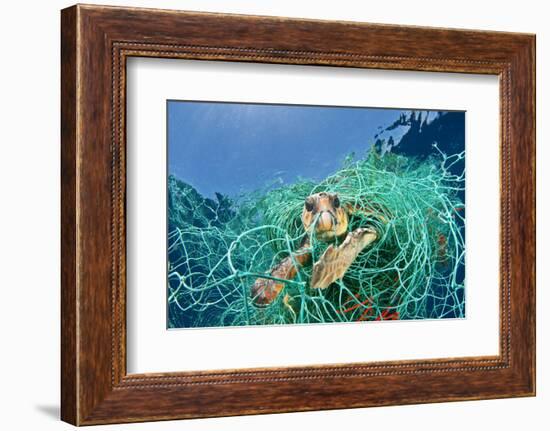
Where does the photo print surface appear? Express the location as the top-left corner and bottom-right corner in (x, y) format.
(167, 101), (465, 329)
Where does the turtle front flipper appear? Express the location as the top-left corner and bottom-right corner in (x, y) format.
(251, 246), (311, 306)
(311, 227), (378, 289)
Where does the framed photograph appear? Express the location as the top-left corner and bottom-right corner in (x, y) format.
(61, 4), (536, 425)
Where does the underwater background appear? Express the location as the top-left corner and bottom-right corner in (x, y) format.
(167, 101), (465, 329)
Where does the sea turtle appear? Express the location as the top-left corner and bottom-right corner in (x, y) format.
(251, 192), (386, 306)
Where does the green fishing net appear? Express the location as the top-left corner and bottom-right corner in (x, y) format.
(167, 148), (465, 328)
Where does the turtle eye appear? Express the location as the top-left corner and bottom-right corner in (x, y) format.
(333, 196), (340, 209)
(305, 198), (314, 212)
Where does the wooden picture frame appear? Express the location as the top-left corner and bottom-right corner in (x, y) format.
(61, 4), (536, 425)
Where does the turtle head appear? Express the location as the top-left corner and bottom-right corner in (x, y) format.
(301, 192), (349, 242)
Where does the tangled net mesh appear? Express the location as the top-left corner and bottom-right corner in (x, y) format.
(167, 148), (465, 328)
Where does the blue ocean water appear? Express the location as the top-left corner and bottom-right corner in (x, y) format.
(168, 101), (411, 199)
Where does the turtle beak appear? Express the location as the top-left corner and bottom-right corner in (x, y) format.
(317, 211), (335, 232)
